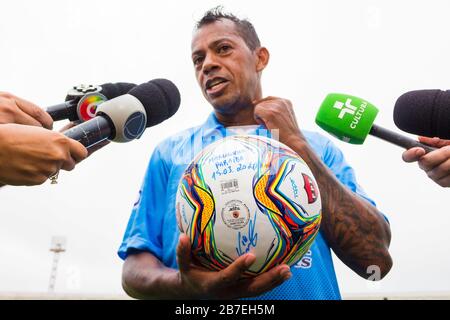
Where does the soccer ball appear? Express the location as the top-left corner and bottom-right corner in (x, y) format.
(175, 135), (321, 276)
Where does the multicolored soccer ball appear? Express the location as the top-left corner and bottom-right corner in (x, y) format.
(176, 135), (322, 276)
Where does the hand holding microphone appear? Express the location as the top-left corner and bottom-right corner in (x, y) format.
(315, 91), (449, 187)
(401, 137), (450, 187)
(0, 79), (180, 187)
(394, 90), (450, 187)
(0, 91), (88, 186)
(0, 123), (87, 186)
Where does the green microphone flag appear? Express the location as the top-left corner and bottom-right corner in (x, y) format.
(315, 93), (379, 144)
(315, 93), (436, 153)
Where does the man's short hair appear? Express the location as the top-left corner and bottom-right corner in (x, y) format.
(195, 6), (261, 51)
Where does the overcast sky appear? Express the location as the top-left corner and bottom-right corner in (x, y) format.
(0, 0), (449, 297)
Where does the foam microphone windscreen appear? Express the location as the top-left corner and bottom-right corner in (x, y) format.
(100, 82), (137, 99)
(128, 78), (181, 127)
(393, 89), (450, 139)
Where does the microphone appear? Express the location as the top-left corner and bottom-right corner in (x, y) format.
(63, 79), (180, 148)
(394, 89), (450, 139)
(315, 93), (436, 152)
(46, 82), (137, 122)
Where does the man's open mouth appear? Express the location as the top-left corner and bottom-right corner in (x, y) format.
(205, 77), (229, 92)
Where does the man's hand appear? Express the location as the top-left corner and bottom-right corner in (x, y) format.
(253, 96), (304, 147)
(402, 136), (450, 187)
(0, 124), (88, 186)
(176, 234), (291, 299)
(0, 92), (53, 129)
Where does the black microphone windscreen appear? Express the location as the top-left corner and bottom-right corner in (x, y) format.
(128, 79), (181, 127)
(100, 82), (137, 99)
(393, 90), (450, 139)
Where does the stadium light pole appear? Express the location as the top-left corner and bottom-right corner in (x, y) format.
(48, 236), (67, 293)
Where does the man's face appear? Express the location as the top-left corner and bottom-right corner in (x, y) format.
(191, 19), (260, 114)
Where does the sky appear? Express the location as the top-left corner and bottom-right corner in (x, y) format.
(0, 0), (449, 297)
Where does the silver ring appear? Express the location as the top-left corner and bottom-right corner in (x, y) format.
(49, 171), (60, 184)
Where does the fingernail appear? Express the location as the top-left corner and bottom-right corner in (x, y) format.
(245, 254), (256, 267)
(281, 269), (292, 280)
(279, 266), (291, 279)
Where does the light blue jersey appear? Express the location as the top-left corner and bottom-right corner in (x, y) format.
(118, 113), (381, 300)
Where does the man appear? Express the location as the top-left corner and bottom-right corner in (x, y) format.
(402, 136), (450, 188)
(0, 91), (87, 186)
(119, 8), (392, 299)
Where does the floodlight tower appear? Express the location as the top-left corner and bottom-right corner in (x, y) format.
(48, 236), (67, 293)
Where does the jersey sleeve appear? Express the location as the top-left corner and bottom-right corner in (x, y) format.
(321, 137), (390, 223)
(322, 138), (378, 208)
(118, 144), (170, 260)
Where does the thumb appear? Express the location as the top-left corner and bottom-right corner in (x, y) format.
(176, 233), (192, 272)
(402, 147), (425, 163)
(252, 102), (267, 127)
(254, 114), (266, 126)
